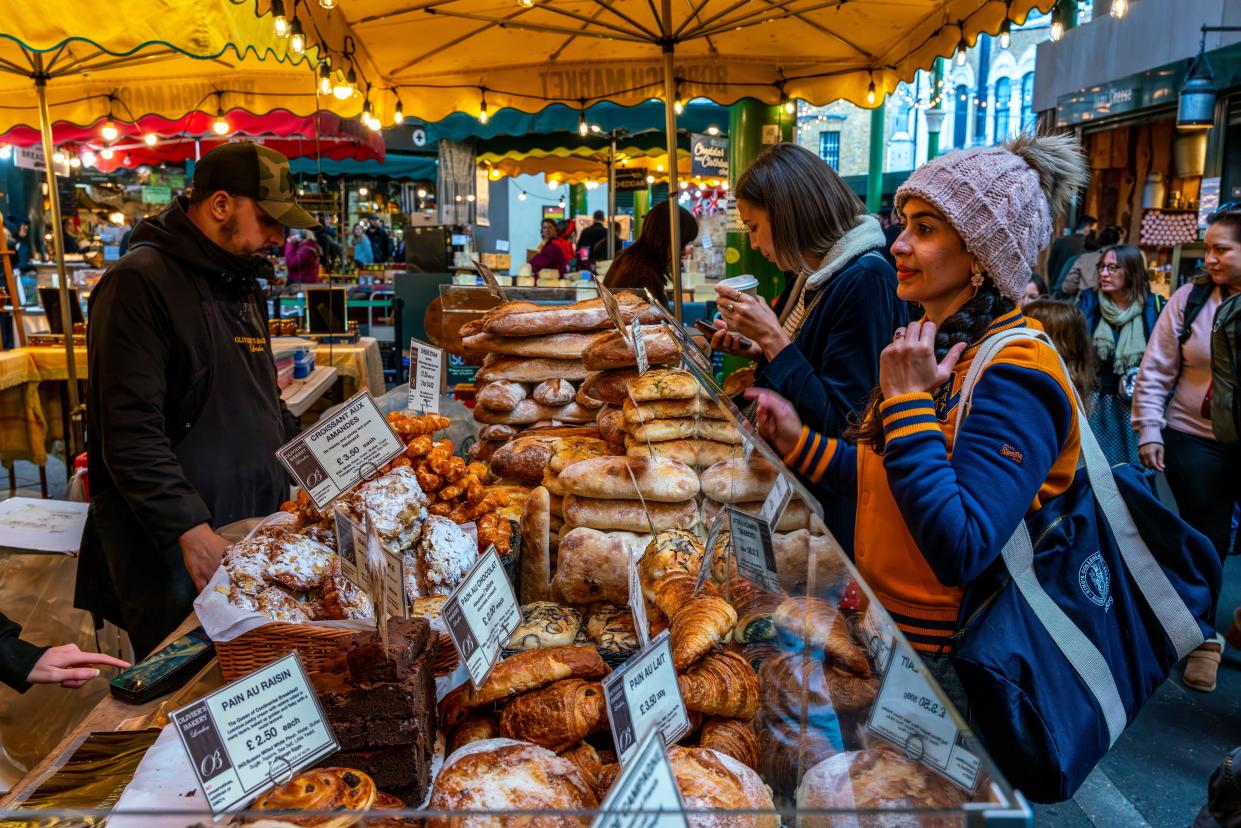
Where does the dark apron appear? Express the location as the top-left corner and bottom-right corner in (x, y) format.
(81, 275), (288, 658)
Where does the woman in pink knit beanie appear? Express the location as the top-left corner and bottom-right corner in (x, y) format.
(745, 132), (1089, 724)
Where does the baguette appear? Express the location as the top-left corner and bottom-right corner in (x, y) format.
(582, 326), (680, 371)
(625, 438), (743, 468)
(476, 381), (529, 411)
(701, 458), (780, 502)
(464, 331), (612, 359)
(476, 356), (589, 383)
(583, 368), (640, 406)
(480, 293), (661, 336)
(552, 528), (650, 605)
(563, 495), (698, 533)
(558, 456), (700, 503)
(622, 397), (724, 423)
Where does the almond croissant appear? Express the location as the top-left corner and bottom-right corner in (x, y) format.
(498, 678), (606, 752)
(670, 595), (737, 670)
(700, 716), (761, 772)
(678, 649), (759, 719)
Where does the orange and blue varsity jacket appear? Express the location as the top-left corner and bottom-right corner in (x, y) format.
(784, 309), (1082, 654)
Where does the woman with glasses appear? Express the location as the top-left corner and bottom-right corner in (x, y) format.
(1076, 244), (1163, 465)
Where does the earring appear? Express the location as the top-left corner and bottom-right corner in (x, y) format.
(970, 261), (985, 296)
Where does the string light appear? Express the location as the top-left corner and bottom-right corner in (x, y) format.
(289, 17), (306, 55)
(393, 98), (405, 125)
(333, 64), (356, 100)
(417, 188), (428, 198)
(51, 149), (65, 164)
(318, 61), (332, 95)
(69, 156), (81, 168)
(213, 95), (230, 135)
(318, 0), (336, 8)
(1050, 6), (1064, 41)
(548, 179), (559, 191)
(578, 110), (588, 137)
(101, 120), (119, 141)
(272, 0), (289, 37)
(674, 98), (684, 115)
(645, 174), (655, 184)
(999, 17), (1012, 49)
(866, 71), (876, 106)
(479, 92), (489, 124)
(590, 124), (602, 134)
(1110, 0), (1127, 18)
(144, 133), (158, 146)
(706, 125), (719, 135)
(721, 180), (729, 190)
(467, 194), (476, 202)
(359, 187), (369, 196)
(80, 150), (96, 168)
(781, 93), (795, 115)
(954, 35), (968, 65)
(679, 181), (688, 189)
(100, 147), (114, 160)
(558, 197), (565, 208)
(518, 191), (527, 200)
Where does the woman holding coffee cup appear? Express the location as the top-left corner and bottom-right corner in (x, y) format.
(712, 143), (906, 548)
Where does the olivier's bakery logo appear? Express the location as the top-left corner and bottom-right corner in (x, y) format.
(1078, 552), (1113, 612)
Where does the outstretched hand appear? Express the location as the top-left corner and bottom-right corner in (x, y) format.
(744, 387), (804, 456)
(879, 320), (967, 398)
(26, 644), (130, 689)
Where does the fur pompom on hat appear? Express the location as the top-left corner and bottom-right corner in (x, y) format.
(895, 131), (1088, 303)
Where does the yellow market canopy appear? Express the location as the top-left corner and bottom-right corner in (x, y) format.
(484, 150), (691, 184)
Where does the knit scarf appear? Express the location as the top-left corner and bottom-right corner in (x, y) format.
(778, 214), (888, 335)
(1093, 295), (1146, 372)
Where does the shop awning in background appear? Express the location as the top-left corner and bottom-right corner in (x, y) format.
(423, 100), (727, 143)
(488, 152), (691, 186)
(289, 153), (437, 182)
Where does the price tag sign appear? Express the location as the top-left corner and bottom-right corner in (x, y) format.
(408, 338), (443, 414)
(474, 260), (508, 302)
(727, 508), (781, 593)
(275, 392), (404, 512)
(627, 554), (651, 649)
(332, 509), (369, 592)
(759, 472), (793, 527)
(694, 508), (728, 595)
(631, 317), (649, 374)
(380, 546), (409, 622)
(169, 653), (338, 817)
(442, 546), (522, 688)
(603, 630), (690, 766)
(866, 649), (981, 792)
(593, 274), (628, 335)
(591, 727), (688, 828)
(861, 601), (896, 677)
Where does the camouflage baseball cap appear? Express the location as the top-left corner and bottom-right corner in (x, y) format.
(192, 142), (321, 230)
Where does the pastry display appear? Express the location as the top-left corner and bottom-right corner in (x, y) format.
(463, 645), (610, 708)
(795, 749), (970, 827)
(699, 717), (762, 772)
(505, 602), (583, 651)
(497, 678), (606, 752)
(250, 767), (377, 827)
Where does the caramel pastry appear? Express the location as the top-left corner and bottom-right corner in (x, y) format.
(638, 529), (705, 602)
(677, 650), (760, 720)
(463, 645), (609, 708)
(700, 717), (761, 772)
(448, 714), (500, 754)
(251, 767), (377, 827)
(669, 596), (737, 670)
(498, 679), (606, 752)
(773, 596), (870, 677)
(666, 747), (778, 828)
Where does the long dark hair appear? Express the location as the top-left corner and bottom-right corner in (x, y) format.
(1023, 298), (1096, 408)
(604, 200), (698, 306)
(1096, 244), (1149, 309)
(735, 142), (866, 273)
(847, 279), (1016, 453)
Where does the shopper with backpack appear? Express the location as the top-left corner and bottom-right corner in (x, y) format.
(1133, 208), (1241, 692)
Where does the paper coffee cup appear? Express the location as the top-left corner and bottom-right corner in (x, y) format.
(717, 275), (759, 296)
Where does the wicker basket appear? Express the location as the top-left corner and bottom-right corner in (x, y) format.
(216, 622), (461, 682)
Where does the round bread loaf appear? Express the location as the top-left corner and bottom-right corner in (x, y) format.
(795, 749), (971, 826)
(700, 458), (780, 503)
(667, 747), (778, 827)
(427, 738), (599, 826)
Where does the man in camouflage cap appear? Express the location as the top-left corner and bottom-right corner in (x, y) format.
(78, 143), (317, 657)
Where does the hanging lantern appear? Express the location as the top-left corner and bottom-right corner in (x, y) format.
(1177, 43), (1217, 130)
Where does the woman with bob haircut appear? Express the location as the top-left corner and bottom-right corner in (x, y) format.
(604, 200), (698, 308)
(744, 132), (1090, 711)
(709, 142), (906, 548)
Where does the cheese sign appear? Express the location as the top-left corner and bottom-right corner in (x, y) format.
(474, 260), (508, 302)
(275, 391), (404, 511)
(726, 508), (781, 593)
(591, 727), (688, 828)
(442, 546), (522, 688)
(627, 553), (651, 649)
(169, 653), (338, 817)
(593, 274), (628, 336)
(603, 630), (690, 766)
(694, 508), (728, 595)
(866, 648), (981, 792)
(759, 472), (793, 527)
(332, 509), (368, 593)
(408, 338), (443, 413)
(631, 317), (649, 374)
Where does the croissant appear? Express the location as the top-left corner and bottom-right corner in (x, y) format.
(653, 571), (718, 619)
(498, 679), (606, 752)
(729, 578), (782, 644)
(448, 713), (499, 754)
(639, 529), (705, 601)
(670, 595), (737, 670)
(700, 717), (761, 772)
(251, 767), (377, 827)
(755, 710), (837, 800)
(465, 645), (609, 708)
(678, 650), (759, 719)
(560, 741), (603, 793)
(438, 683), (471, 736)
(773, 596), (871, 677)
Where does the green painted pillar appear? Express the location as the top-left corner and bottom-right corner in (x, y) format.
(926, 58), (945, 161)
(1056, 0), (1078, 29)
(867, 102), (886, 213)
(569, 183), (588, 218)
(633, 188), (649, 235)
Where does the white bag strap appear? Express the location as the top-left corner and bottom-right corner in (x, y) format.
(952, 326), (1204, 746)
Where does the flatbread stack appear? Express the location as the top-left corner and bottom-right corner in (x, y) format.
(464, 294), (661, 462)
(617, 368), (745, 468)
(559, 455), (701, 535)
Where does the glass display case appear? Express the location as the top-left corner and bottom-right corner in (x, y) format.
(0, 290), (1034, 826)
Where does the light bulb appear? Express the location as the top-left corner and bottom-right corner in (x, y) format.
(101, 120), (119, 141)
(674, 99), (684, 115)
(144, 132), (158, 145)
(954, 38), (968, 66)
(359, 187), (369, 196)
(81, 151), (96, 167)
(289, 18), (306, 55)
(123, 153), (132, 166)
(590, 124), (602, 134)
(274, 15), (289, 37)
(693, 190), (701, 198)
(52, 150), (66, 164)
(721, 180), (729, 190)
(518, 0), (534, 7)
(467, 194), (476, 202)
(1050, 8), (1063, 41)
(999, 18), (1012, 49)
(548, 179), (558, 191)
(334, 67), (357, 100)
(710, 179), (719, 188)
(213, 113), (229, 135)
(100, 147), (114, 160)
(478, 97), (488, 124)
(578, 112), (588, 136)
(645, 174), (655, 184)
(318, 63), (332, 95)
(319, 0), (335, 8)
(656, 164), (664, 172)
(679, 181), (688, 189)
(784, 98), (796, 115)
(866, 80), (876, 106)
(518, 191), (527, 201)
(706, 125), (719, 136)
(109, 211), (125, 224)
(393, 101), (405, 125)
(417, 188), (428, 198)
(558, 197), (565, 208)
(1110, 0), (1127, 18)
(69, 156), (81, 168)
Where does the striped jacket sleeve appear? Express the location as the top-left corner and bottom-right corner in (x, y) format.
(782, 426), (857, 495)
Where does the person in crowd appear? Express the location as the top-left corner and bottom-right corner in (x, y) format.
(744, 133), (1088, 710)
(1058, 225), (1124, 297)
(1076, 244), (1161, 466)
(77, 143), (314, 658)
(592, 221), (625, 263)
(577, 210), (609, 261)
(1, 610), (129, 692)
(1047, 212), (1097, 290)
(366, 216), (391, 263)
(317, 214), (342, 270)
(1133, 208), (1241, 693)
(554, 220), (577, 266)
(351, 222), (374, 267)
(284, 229), (322, 284)
(1023, 298), (1096, 409)
(529, 218), (570, 276)
(603, 200), (698, 307)
(1022, 273), (1048, 307)
(60, 217), (83, 255)
(879, 206), (902, 269)
(708, 142), (906, 550)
